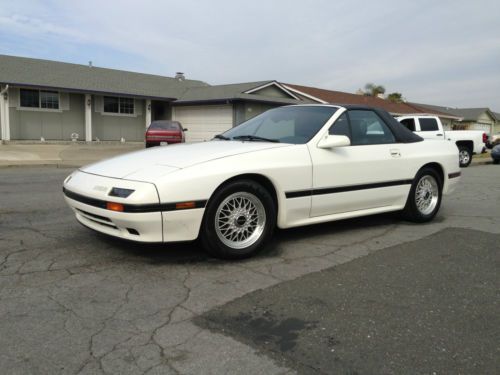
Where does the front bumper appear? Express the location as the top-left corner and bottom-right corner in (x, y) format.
(65, 195), (164, 242)
(63, 170), (205, 243)
(64, 171), (164, 242)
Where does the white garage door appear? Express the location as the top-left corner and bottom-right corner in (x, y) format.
(173, 105), (233, 142)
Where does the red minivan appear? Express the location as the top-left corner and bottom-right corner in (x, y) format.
(145, 121), (187, 148)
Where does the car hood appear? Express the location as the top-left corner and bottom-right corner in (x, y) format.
(80, 141), (290, 180)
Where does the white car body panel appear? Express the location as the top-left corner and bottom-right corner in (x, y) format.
(81, 141), (289, 178)
(64, 105), (461, 244)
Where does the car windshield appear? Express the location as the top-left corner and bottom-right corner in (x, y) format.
(221, 106), (339, 144)
(149, 121), (181, 130)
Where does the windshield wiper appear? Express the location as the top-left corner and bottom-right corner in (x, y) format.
(213, 134), (230, 140)
(233, 135), (280, 143)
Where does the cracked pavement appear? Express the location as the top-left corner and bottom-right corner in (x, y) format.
(0, 165), (499, 374)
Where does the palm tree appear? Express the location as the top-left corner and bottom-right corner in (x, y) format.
(387, 92), (404, 103)
(364, 83), (386, 97)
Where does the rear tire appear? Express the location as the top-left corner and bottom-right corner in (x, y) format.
(200, 180), (276, 260)
(493, 159), (499, 165)
(402, 168), (442, 223)
(458, 146), (472, 167)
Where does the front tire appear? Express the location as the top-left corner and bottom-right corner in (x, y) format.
(402, 168), (442, 223)
(200, 180), (276, 259)
(458, 146), (472, 167)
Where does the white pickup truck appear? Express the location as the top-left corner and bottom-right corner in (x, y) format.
(396, 115), (486, 167)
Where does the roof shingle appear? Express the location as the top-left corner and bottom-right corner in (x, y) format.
(0, 54), (208, 99)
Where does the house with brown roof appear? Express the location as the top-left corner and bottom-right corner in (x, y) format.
(282, 83), (462, 125)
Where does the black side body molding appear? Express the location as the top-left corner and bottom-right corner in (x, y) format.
(285, 179), (413, 199)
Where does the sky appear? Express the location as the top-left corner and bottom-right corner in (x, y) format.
(1, 0), (499, 111)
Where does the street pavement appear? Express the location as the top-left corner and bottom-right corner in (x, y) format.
(0, 142), (143, 167)
(199, 228), (499, 374)
(0, 142), (494, 168)
(0, 165), (498, 374)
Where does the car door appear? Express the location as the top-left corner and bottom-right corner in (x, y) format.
(309, 109), (412, 217)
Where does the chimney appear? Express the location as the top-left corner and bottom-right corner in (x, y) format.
(175, 72), (185, 81)
(88, 61), (93, 68)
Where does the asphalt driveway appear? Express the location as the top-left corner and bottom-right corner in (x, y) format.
(198, 227), (499, 374)
(0, 165), (499, 374)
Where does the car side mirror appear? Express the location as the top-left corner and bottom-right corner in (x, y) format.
(183, 128), (188, 131)
(317, 135), (351, 149)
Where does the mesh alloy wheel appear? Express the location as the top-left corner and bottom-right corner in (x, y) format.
(415, 175), (439, 215)
(214, 192), (266, 249)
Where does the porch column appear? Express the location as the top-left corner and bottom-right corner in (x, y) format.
(0, 87), (4, 141)
(145, 99), (152, 129)
(0, 87), (11, 141)
(85, 94), (92, 142)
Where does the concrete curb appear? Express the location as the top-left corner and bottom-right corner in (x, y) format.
(471, 159), (493, 166)
(0, 163), (83, 169)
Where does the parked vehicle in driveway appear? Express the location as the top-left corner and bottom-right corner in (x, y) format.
(145, 120), (187, 148)
(396, 115), (487, 167)
(491, 145), (500, 164)
(63, 105), (460, 259)
(486, 133), (500, 149)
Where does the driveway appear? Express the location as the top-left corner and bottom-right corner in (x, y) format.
(0, 165), (498, 374)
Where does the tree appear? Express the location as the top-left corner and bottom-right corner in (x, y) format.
(387, 92), (404, 103)
(364, 83), (386, 97)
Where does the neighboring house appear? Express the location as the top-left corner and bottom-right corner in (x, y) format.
(1, 54), (496, 143)
(171, 81), (304, 142)
(0, 55), (302, 142)
(493, 112), (500, 134)
(0, 54), (206, 142)
(282, 84), (461, 123)
(411, 103), (497, 135)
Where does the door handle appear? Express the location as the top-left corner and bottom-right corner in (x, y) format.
(436, 133), (443, 136)
(390, 149), (401, 157)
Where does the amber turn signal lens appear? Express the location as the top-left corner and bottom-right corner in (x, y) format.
(106, 202), (124, 212)
(175, 201), (196, 210)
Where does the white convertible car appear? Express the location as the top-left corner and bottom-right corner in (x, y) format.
(63, 105), (461, 259)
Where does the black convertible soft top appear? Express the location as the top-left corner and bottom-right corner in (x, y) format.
(340, 105), (423, 143)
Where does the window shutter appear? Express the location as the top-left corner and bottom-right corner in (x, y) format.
(9, 87), (19, 107)
(94, 95), (103, 112)
(134, 99), (143, 115)
(60, 92), (70, 110)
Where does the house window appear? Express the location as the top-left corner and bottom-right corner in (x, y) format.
(41, 91), (59, 109)
(103, 97), (119, 113)
(103, 96), (134, 114)
(20, 89), (40, 108)
(20, 89), (59, 109)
